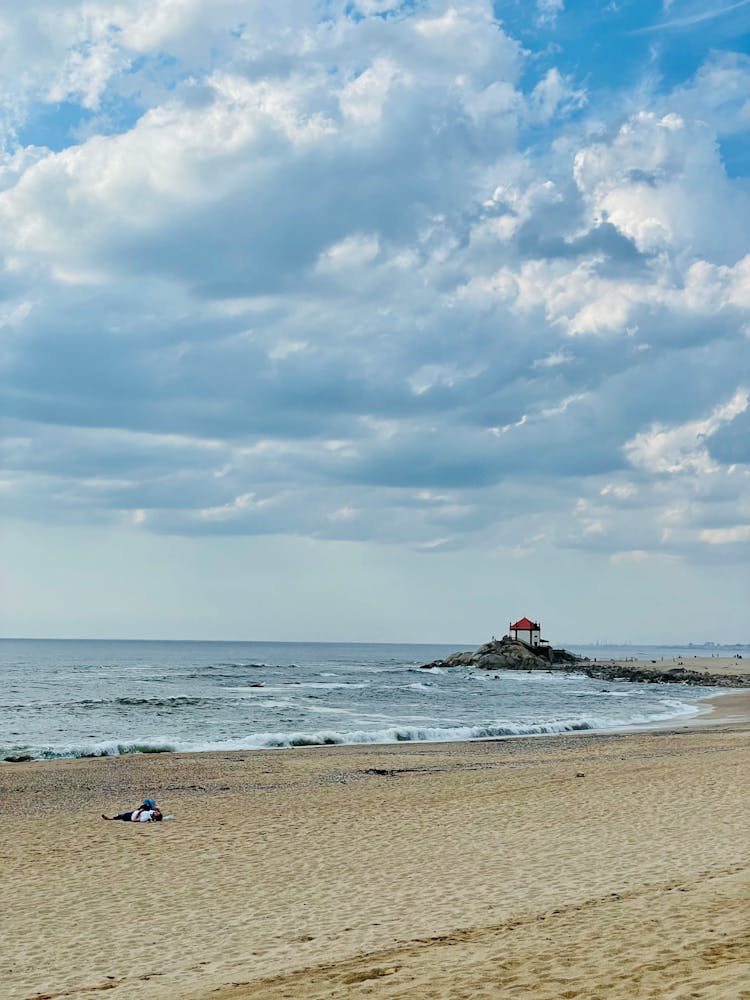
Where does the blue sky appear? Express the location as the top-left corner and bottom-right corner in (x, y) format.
(1, 0), (749, 643)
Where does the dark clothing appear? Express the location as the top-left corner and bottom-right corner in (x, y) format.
(107, 807), (162, 822)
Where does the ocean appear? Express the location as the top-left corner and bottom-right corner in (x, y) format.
(1, 639), (742, 761)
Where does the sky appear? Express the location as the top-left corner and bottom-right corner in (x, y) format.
(1, 0), (749, 644)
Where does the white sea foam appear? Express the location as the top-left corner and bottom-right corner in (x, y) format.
(184, 718), (609, 750)
(307, 705), (359, 715)
(292, 681), (370, 689)
(6, 697), (706, 761)
(240, 681), (370, 693)
(32, 740), (178, 760)
(2, 638), (720, 763)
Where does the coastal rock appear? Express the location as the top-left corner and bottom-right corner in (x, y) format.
(576, 663), (747, 687)
(476, 645), (549, 671)
(420, 638), (749, 688)
(4, 754), (33, 763)
(443, 651), (476, 667)
(421, 638), (556, 672)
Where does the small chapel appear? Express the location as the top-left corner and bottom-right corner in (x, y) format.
(508, 616), (543, 647)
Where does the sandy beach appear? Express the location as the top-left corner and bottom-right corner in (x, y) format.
(3, 684), (749, 1000)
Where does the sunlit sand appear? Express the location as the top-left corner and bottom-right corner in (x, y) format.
(2, 687), (748, 1000)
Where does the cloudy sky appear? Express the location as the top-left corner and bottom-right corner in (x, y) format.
(1, 0), (749, 643)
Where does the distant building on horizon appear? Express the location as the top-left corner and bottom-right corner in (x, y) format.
(508, 616), (543, 647)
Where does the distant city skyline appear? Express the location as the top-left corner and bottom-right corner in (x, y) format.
(1, 1), (749, 642)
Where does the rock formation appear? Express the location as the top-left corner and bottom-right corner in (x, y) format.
(420, 637), (748, 688)
(421, 637), (575, 672)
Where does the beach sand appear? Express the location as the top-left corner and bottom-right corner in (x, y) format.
(2, 690), (749, 1000)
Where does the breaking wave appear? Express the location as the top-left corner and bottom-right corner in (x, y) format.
(9, 741), (180, 760)
(3, 702), (702, 761)
(237, 719), (601, 748)
(8, 722), (588, 760)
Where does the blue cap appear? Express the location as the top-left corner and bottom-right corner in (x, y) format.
(142, 798), (156, 809)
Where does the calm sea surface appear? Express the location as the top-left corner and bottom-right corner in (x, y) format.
(1, 639), (743, 760)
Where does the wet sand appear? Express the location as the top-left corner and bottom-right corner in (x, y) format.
(2, 691), (749, 1000)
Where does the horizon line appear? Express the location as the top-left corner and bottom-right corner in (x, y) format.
(0, 636), (748, 647)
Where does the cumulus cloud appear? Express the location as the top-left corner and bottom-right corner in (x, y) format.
(667, 51), (750, 139)
(527, 68), (586, 124)
(624, 389), (749, 475)
(573, 111), (749, 261)
(536, 0), (565, 27)
(1, 0), (749, 572)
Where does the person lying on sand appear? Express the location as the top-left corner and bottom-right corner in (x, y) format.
(102, 798), (163, 822)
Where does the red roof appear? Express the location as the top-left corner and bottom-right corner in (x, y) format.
(510, 617), (539, 630)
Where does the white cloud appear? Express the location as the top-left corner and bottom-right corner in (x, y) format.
(532, 350), (574, 368)
(199, 491), (267, 521)
(464, 257), (645, 336)
(339, 58), (406, 126)
(527, 68), (586, 124)
(407, 362), (486, 395)
(328, 505), (358, 521)
(636, 0), (750, 33)
(700, 524), (750, 543)
(267, 340), (307, 361)
(667, 51), (750, 138)
(536, 0), (565, 26)
(317, 234), (381, 272)
(352, 0), (403, 13)
(573, 111), (750, 261)
(600, 483), (637, 499)
(624, 389), (749, 475)
(0, 0), (748, 580)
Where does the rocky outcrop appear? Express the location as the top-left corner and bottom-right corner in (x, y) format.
(421, 637), (566, 672)
(569, 663), (747, 688)
(420, 637), (749, 688)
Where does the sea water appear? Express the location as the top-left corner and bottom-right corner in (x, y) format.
(0, 639), (741, 761)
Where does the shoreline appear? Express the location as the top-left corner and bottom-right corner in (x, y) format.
(694, 687), (750, 723)
(2, 685), (749, 774)
(4, 667), (749, 767)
